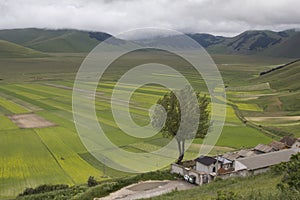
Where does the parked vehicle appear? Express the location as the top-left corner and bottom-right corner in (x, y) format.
(184, 174), (189, 182)
(183, 175), (196, 184)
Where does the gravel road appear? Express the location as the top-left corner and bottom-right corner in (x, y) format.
(94, 180), (195, 200)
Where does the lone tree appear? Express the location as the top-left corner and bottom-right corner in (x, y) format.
(151, 85), (210, 164)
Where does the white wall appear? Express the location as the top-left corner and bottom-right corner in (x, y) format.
(234, 161), (247, 171)
(252, 167), (269, 175)
(171, 164), (184, 175)
(292, 141), (300, 148)
(196, 162), (221, 173)
(196, 162), (210, 173)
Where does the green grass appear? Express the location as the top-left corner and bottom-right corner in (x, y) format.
(255, 60), (300, 91)
(0, 97), (29, 114)
(0, 129), (73, 199)
(0, 40), (47, 58)
(146, 172), (282, 200)
(1, 52), (297, 199)
(0, 80), (275, 198)
(0, 116), (18, 130)
(0, 28), (105, 53)
(216, 126), (272, 148)
(34, 128), (102, 183)
(236, 103), (263, 112)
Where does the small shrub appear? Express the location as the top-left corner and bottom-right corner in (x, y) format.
(214, 177), (223, 182)
(270, 162), (287, 175)
(214, 190), (239, 200)
(18, 184), (69, 196)
(87, 176), (98, 187)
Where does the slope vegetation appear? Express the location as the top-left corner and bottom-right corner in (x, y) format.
(0, 40), (47, 58)
(1, 28), (300, 57)
(189, 29), (300, 58)
(257, 60), (300, 91)
(0, 28), (111, 53)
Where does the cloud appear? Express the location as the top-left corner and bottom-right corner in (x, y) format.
(0, 0), (300, 36)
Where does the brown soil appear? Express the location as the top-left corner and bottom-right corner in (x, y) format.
(8, 113), (56, 129)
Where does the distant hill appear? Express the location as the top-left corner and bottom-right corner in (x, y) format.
(256, 59), (300, 91)
(186, 33), (226, 48)
(0, 28), (111, 53)
(188, 29), (300, 58)
(0, 28), (300, 57)
(0, 40), (48, 58)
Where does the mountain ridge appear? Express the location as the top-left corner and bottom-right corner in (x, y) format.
(0, 28), (111, 53)
(0, 28), (299, 57)
(188, 29), (300, 58)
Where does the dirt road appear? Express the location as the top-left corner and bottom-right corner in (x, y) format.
(94, 180), (195, 200)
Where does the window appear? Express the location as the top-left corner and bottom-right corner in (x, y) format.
(212, 167), (216, 172)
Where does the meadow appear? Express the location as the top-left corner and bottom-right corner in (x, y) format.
(0, 52), (298, 199)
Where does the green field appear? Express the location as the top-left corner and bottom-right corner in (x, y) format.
(0, 51), (298, 199)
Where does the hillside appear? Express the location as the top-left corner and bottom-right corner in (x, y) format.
(0, 28), (300, 57)
(0, 40), (48, 58)
(189, 29), (300, 58)
(265, 31), (300, 58)
(256, 59), (300, 91)
(0, 28), (111, 53)
(147, 172), (282, 200)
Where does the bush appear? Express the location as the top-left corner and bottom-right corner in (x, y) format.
(270, 162), (287, 175)
(214, 190), (239, 200)
(75, 170), (175, 200)
(18, 184), (69, 197)
(279, 153), (300, 191)
(17, 185), (87, 200)
(87, 176), (98, 187)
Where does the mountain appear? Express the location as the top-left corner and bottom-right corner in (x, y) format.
(265, 31), (300, 58)
(0, 40), (48, 58)
(0, 28), (111, 53)
(0, 28), (299, 57)
(188, 29), (300, 58)
(186, 33), (226, 48)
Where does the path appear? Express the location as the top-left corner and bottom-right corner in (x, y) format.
(94, 180), (195, 200)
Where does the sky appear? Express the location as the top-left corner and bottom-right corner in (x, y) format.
(0, 0), (300, 36)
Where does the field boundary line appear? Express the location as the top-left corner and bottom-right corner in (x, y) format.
(33, 130), (76, 184)
(228, 103), (281, 140)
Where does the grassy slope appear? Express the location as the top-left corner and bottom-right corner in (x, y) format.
(146, 172), (282, 200)
(0, 29), (107, 53)
(256, 60), (300, 91)
(254, 60), (300, 115)
(0, 40), (48, 58)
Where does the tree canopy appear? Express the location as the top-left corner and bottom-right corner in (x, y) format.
(151, 85), (210, 163)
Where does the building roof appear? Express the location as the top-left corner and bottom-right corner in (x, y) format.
(181, 160), (196, 168)
(254, 144), (274, 153)
(280, 136), (297, 147)
(269, 141), (286, 151)
(195, 156), (216, 166)
(222, 152), (240, 161)
(236, 149), (298, 170)
(216, 156), (232, 164)
(238, 149), (256, 157)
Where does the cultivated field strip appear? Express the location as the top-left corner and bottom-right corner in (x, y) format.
(0, 80), (275, 197)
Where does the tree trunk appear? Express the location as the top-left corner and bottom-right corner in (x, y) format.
(181, 139), (185, 153)
(176, 138), (184, 164)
